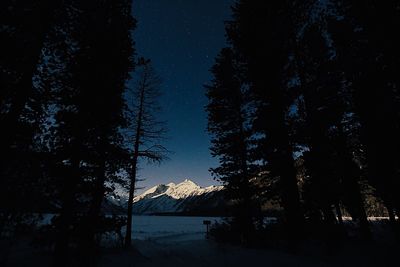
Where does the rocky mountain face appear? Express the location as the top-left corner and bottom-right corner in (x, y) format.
(106, 179), (226, 215)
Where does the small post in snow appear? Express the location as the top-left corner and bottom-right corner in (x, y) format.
(203, 220), (211, 239)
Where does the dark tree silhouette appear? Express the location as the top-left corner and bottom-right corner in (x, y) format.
(30, 0), (137, 264)
(206, 48), (257, 238)
(328, 0), (400, 222)
(207, 0), (400, 244)
(293, 15), (370, 238)
(125, 59), (168, 247)
(0, 0), (64, 235)
(225, 1), (305, 240)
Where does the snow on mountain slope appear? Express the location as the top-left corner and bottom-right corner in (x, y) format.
(133, 183), (171, 202)
(131, 179), (224, 215)
(135, 179), (222, 201)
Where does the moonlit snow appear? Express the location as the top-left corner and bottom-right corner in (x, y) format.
(128, 179), (224, 214)
(134, 179), (223, 201)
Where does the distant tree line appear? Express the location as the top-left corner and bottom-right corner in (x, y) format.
(0, 0), (168, 265)
(206, 0), (400, 243)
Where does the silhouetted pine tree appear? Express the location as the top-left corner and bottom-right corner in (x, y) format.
(206, 48), (257, 238)
(0, 0), (62, 234)
(293, 17), (370, 238)
(73, 0), (136, 258)
(296, 24), (341, 225)
(40, 0), (136, 264)
(329, 0), (400, 222)
(124, 59), (168, 247)
(225, 1), (304, 239)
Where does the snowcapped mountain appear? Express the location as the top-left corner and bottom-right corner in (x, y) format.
(134, 179), (222, 202)
(131, 179), (225, 215)
(103, 179), (226, 215)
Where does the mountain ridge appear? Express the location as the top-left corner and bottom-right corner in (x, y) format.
(105, 179), (226, 215)
(130, 179), (225, 215)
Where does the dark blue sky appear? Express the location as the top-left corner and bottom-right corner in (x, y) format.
(132, 0), (234, 191)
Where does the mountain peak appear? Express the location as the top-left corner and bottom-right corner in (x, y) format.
(130, 179), (225, 215)
(133, 179), (222, 203)
(179, 179), (198, 186)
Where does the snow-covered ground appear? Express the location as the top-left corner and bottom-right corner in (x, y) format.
(3, 216), (398, 266)
(97, 216), (398, 267)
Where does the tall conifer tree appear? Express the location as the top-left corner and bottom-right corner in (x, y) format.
(206, 48), (256, 236)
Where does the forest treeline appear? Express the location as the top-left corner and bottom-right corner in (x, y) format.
(1, 0), (400, 264)
(0, 0), (165, 265)
(206, 0), (400, 242)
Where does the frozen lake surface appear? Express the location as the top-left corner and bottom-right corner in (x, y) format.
(129, 215), (223, 243)
(39, 214), (223, 244)
(8, 215), (397, 267)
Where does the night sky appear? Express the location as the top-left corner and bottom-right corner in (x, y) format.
(132, 0), (234, 191)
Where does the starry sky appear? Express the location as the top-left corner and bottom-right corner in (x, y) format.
(132, 0), (234, 191)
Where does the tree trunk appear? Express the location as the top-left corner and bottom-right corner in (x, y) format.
(279, 141), (304, 240)
(125, 71), (146, 247)
(124, 155), (138, 248)
(53, 156), (80, 267)
(81, 159), (107, 266)
(322, 205), (337, 224)
(335, 202), (343, 225)
(387, 205), (396, 224)
(356, 200), (371, 240)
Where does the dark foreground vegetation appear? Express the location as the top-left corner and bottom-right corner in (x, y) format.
(206, 0), (400, 245)
(1, 0), (400, 266)
(0, 0), (147, 266)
